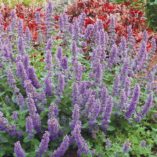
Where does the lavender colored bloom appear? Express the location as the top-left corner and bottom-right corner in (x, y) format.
(125, 84), (140, 119)
(16, 93), (25, 108)
(120, 60), (129, 86)
(35, 11), (41, 24)
(31, 113), (41, 132)
(96, 20), (104, 31)
(57, 74), (65, 96)
(26, 116), (34, 138)
(151, 38), (156, 53)
(14, 141), (25, 157)
(18, 19), (23, 36)
(16, 61), (28, 82)
(45, 1), (53, 39)
(70, 104), (80, 129)
(36, 131), (50, 157)
(59, 13), (68, 32)
(124, 77), (131, 97)
(140, 140), (146, 147)
(7, 70), (16, 89)
(48, 104), (59, 118)
(27, 66), (40, 88)
(24, 79), (36, 96)
(113, 75), (120, 96)
(72, 82), (79, 105)
(84, 24), (94, 40)
(101, 97), (113, 131)
(56, 47), (63, 62)
(46, 37), (53, 51)
(61, 56), (68, 70)
(143, 30), (148, 43)
(88, 99), (101, 126)
(7, 124), (23, 137)
(108, 44), (117, 68)
(2, 45), (12, 60)
(105, 138), (112, 149)
(45, 50), (53, 71)
(18, 37), (25, 55)
(94, 62), (103, 84)
(72, 21), (79, 40)
(136, 93), (153, 122)
(100, 85), (108, 113)
(59, 14), (64, 32)
(120, 89), (127, 110)
(25, 27), (32, 42)
(12, 111), (18, 121)
(71, 41), (77, 58)
(122, 141), (131, 153)
(0, 113), (8, 131)
(22, 54), (30, 70)
(134, 41), (147, 71)
(27, 94), (37, 115)
(72, 122), (90, 156)
(120, 36), (127, 52)
(44, 75), (53, 96)
(73, 60), (83, 81)
(78, 13), (86, 28)
(48, 118), (59, 140)
(51, 135), (70, 157)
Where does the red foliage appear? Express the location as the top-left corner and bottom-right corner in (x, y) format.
(66, 0), (155, 45)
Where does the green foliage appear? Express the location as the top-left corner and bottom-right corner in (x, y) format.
(146, 0), (157, 31)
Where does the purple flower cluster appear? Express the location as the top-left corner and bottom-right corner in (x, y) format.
(0, 1), (156, 156)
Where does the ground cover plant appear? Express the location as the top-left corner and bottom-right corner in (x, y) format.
(0, 1), (157, 157)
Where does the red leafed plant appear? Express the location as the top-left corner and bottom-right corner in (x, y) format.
(66, 0), (155, 45)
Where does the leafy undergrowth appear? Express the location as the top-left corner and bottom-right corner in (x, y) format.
(0, 1), (157, 157)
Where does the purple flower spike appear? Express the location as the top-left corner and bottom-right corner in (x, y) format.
(12, 111), (18, 121)
(14, 141), (25, 157)
(72, 82), (79, 105)
(61, 56), (68, 70)
(136, 93), (153, 122)
(72, 21), (79, 40)
(26, 116), (34, 138)
(27, 94), (37, 115)
(125, 84), (140, 119)
(31, 113), (41, 133)
(70, 104), (80, 129)
(16, 61), (28, 82)
(44, 75), (53, 96)
(143, 30), (148, 43)
(45, 50), (53, 71)
(108, 44), (117, 68)
(27, 66), (40, 88)
(122, 141), (131, 153)
(18, 19), (23, 36)
(71, 41), (78, 58)
(48, 118), (59, 140)
(25, 27), (32, 42)
(57, 74), (65, 96)
(24, 79), (36, 96)
(46, 37), (53, 51)
(51, 135), (70, 157)
(101, 97), (113, 131)
(151, 38), (156, 53)
(7, 70), (16, 89)
(18, 37), (25, 55)
(36, 131), (50, 157)
(113, 74), (120, 96)
(48, 104), (59, 118)
(72, 122), (90, 156)
(56, 47), (63, 62)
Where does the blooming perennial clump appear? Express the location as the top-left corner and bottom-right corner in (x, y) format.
(0, 1), (156, 157)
